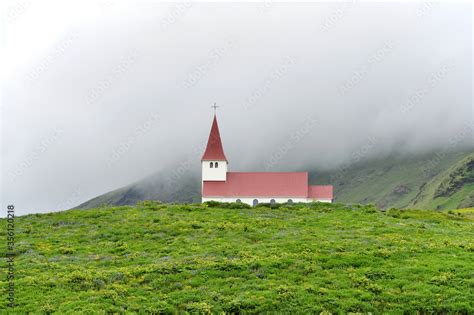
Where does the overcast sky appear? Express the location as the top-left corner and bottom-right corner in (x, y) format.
(1, 1), (472, 215)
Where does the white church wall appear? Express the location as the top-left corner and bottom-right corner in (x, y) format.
(202, 197), (331, 206)
(310, 198), (332, 203)
(202, 161), (227, 181)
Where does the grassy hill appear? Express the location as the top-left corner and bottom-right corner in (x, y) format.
(2, 202), (473, 313)
(76, 149), (474, 211)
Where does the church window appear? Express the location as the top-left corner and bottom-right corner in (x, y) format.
(236, 199), (241, 203)
(210, 162), (214, 168)
(215, 162), (218, 168)
(270, 199), (276, 205)
(253, 199), (258, 207)
(287, 199), (293, 204)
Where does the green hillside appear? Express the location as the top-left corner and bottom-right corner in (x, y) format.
(2, 202), (473, 313)
(409, 154), (474, 210)
(76, 149), (474, 211)
(75, 172), (201, 210)
(314, 149), (474, 210)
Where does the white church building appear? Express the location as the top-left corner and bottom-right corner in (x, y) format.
(201, 114), (333, 206)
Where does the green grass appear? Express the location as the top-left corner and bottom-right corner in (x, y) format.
(2, 202), (473, 313)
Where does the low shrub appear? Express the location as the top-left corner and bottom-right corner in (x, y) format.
(204, 201), (251, 209)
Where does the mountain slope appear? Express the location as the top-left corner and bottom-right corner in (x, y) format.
(314, 149), (474, 210)
(75, 171), (201, 210)
(408, 153), (474, 210)
(75, 149), (474, 210)
(5, 202), (474, 312)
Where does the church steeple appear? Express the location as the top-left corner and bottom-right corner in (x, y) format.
(202, 114), (228, 182)
(201, 114), (227, 162)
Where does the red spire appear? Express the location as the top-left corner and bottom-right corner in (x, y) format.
(202, 115), (227, 161)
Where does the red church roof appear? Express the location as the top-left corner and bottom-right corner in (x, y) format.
(201, 115), (227, 161)
(308, 185), (333, 200)
(203, 172), (309, 198)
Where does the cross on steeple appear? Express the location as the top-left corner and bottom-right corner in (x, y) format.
(211, 103), (220, 114)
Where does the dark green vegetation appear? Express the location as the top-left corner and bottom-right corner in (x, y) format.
(2, 202), (473, 313)
(75, 149), (474, 211)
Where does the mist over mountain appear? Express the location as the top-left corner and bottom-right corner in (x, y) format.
(2, 2), (472, 215)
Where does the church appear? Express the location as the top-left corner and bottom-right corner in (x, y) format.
(201, 114), (333, 206)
